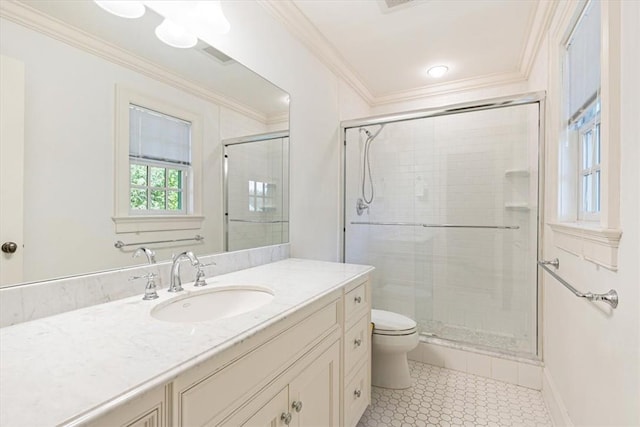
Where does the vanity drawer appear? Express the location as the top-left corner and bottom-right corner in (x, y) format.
(175, 299), (339, 427)
(344, 314), (370, 376)
(344, 360), (369, 427)
(344, 279), (369, 326)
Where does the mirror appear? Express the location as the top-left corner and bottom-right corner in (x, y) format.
(0, 0), (289, 287)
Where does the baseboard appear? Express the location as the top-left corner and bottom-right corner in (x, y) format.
(542, 367), (574, 426)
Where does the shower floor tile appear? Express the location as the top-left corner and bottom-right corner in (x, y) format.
(357, 361), (552, 427)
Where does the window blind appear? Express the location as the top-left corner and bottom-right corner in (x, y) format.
(129, 104), (192, 165)
(566, 1), (600, 121)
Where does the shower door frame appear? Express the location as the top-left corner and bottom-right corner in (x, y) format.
(339, 92), (546, 358)
(222, 130), (290, 252)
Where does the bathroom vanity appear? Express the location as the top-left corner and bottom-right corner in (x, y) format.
(0, 259), (372, 427)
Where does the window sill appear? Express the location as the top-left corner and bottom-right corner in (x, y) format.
(548, 222), (622, 270)
(112, 215), (205, 233)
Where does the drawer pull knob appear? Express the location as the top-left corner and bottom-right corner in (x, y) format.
(292, 400), (303, 413)
(281, 412), (292, 425)
(354, 338), (362, 347)
(354, 296), (362, 304)
(354, 388), (362, 398)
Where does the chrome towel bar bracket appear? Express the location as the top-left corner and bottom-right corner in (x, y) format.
(114, 235), (204, 249)
(538, 260), (619, 309)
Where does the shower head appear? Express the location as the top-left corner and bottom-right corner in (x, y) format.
(359, 124), (385, 142)
(360, 128), (373, 138)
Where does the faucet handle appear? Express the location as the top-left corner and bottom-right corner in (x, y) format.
(129, 273), (159, 300)
(193, 262), (215, 287)
(129, 272), (157, 281)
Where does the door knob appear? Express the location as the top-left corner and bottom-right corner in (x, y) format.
(1, 242), (17, 254)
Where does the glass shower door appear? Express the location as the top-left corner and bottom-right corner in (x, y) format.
(344, 103), (539, 356)
(224, 134), (289, 251)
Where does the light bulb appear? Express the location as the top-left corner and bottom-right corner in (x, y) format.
(427, 65), (449, 78)
(94, 1), (145, 19)
(155, 19), (198, 49)
(195, 1), (231, 34)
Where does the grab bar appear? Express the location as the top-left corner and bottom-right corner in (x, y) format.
(538, 259), (619, 309)
(114, 235), (204, 249)
(229, 219), (289, 224)
(350, 221), (519, 229)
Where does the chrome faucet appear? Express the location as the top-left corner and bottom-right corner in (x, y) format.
(133, 247), (156, 264)
(169, 251), (200, 292)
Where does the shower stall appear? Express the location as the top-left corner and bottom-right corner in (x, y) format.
(224, 131), (289, 251)
(342, 94), (543, 358)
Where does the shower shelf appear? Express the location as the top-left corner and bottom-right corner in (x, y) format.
(504, 203), (530, 211)
(504, 169), (530, 177)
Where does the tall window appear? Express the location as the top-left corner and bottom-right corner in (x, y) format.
(564, 0), (601, 221)
(114, 87), (203, 233)
(128, 104), (191, 215)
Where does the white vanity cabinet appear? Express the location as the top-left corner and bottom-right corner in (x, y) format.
(171, 289), (344, 427)
(90, 384), (168, 427)
(86, 274), (371, 427)
(342, 278), (372, 427)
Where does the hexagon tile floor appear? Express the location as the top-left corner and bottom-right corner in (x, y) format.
(357, 361), (552, 427)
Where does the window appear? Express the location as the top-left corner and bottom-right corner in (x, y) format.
(249, 180), (275, 212)
(564, 0), (601, 221)
(549, 0), (622, 270)
(575, 101), (601, 219)
(113, 87), (203, 233)
(128, 105), (190, 215)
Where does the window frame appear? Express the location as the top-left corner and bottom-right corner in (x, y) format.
(129, 158), (188, 215)
(547, 0), (622, 270)
(113, 86), (204, 233)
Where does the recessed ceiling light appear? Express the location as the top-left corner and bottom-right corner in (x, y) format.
(427, 65), (449, 78)
(94, 1), (145, 19)
(155, 19), (198, 49)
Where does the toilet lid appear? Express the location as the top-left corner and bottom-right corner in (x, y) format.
(371, 309), (417, 334)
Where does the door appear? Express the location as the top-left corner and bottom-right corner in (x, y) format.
(289, 341), (340, 427)
(220, 386), (289, 427)
(0, 54), (25, 286)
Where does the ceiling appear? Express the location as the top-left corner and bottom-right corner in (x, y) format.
(9, 0), (289, 121)
(280, 0), (552, 105)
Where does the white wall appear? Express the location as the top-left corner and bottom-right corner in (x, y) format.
(535, 1), (640, 425)
(187, 1), (349, 261)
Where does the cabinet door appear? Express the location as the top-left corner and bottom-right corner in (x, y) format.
(289, 341), (340, 427)
(219, 386), (289, 427)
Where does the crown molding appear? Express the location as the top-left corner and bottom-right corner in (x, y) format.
(370, 70), (527, 107)
(518, 0), (558, 78)
(0, 0), (270, 124)
(257, 0), (375, 105)
(260, 0), (553, 108)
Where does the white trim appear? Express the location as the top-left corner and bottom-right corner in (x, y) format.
(548, 222), (621, 270)
(0, 0), (270, 125)
(257, 0), (374, 105)
(112, 216), (204, 233)
(114, 86), (204, 234)
(547, 0), (622, 270)
(258, 0), (555, 107)
(542, 367), (574, 426)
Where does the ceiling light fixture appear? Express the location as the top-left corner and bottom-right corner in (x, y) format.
(155, 19), (198, 49)
(427, 65), (449, 78)
(195, 1), (231, 35)
(94, 1), (145, 19)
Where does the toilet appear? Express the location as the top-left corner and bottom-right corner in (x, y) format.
(371, 309), (419, 389)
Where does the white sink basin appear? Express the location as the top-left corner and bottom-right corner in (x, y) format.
(151, 285), (275, 323)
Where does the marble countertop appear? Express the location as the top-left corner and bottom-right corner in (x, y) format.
(0, 258), (373, 427)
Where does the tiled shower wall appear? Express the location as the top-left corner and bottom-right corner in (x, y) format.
(225, 136), (289, 251)
(345, 104), (539, 355)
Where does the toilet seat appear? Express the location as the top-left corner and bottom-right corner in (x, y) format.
(372, 309), (417, 336)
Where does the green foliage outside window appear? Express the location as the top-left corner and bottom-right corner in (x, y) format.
(130, 163), (183, 212)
